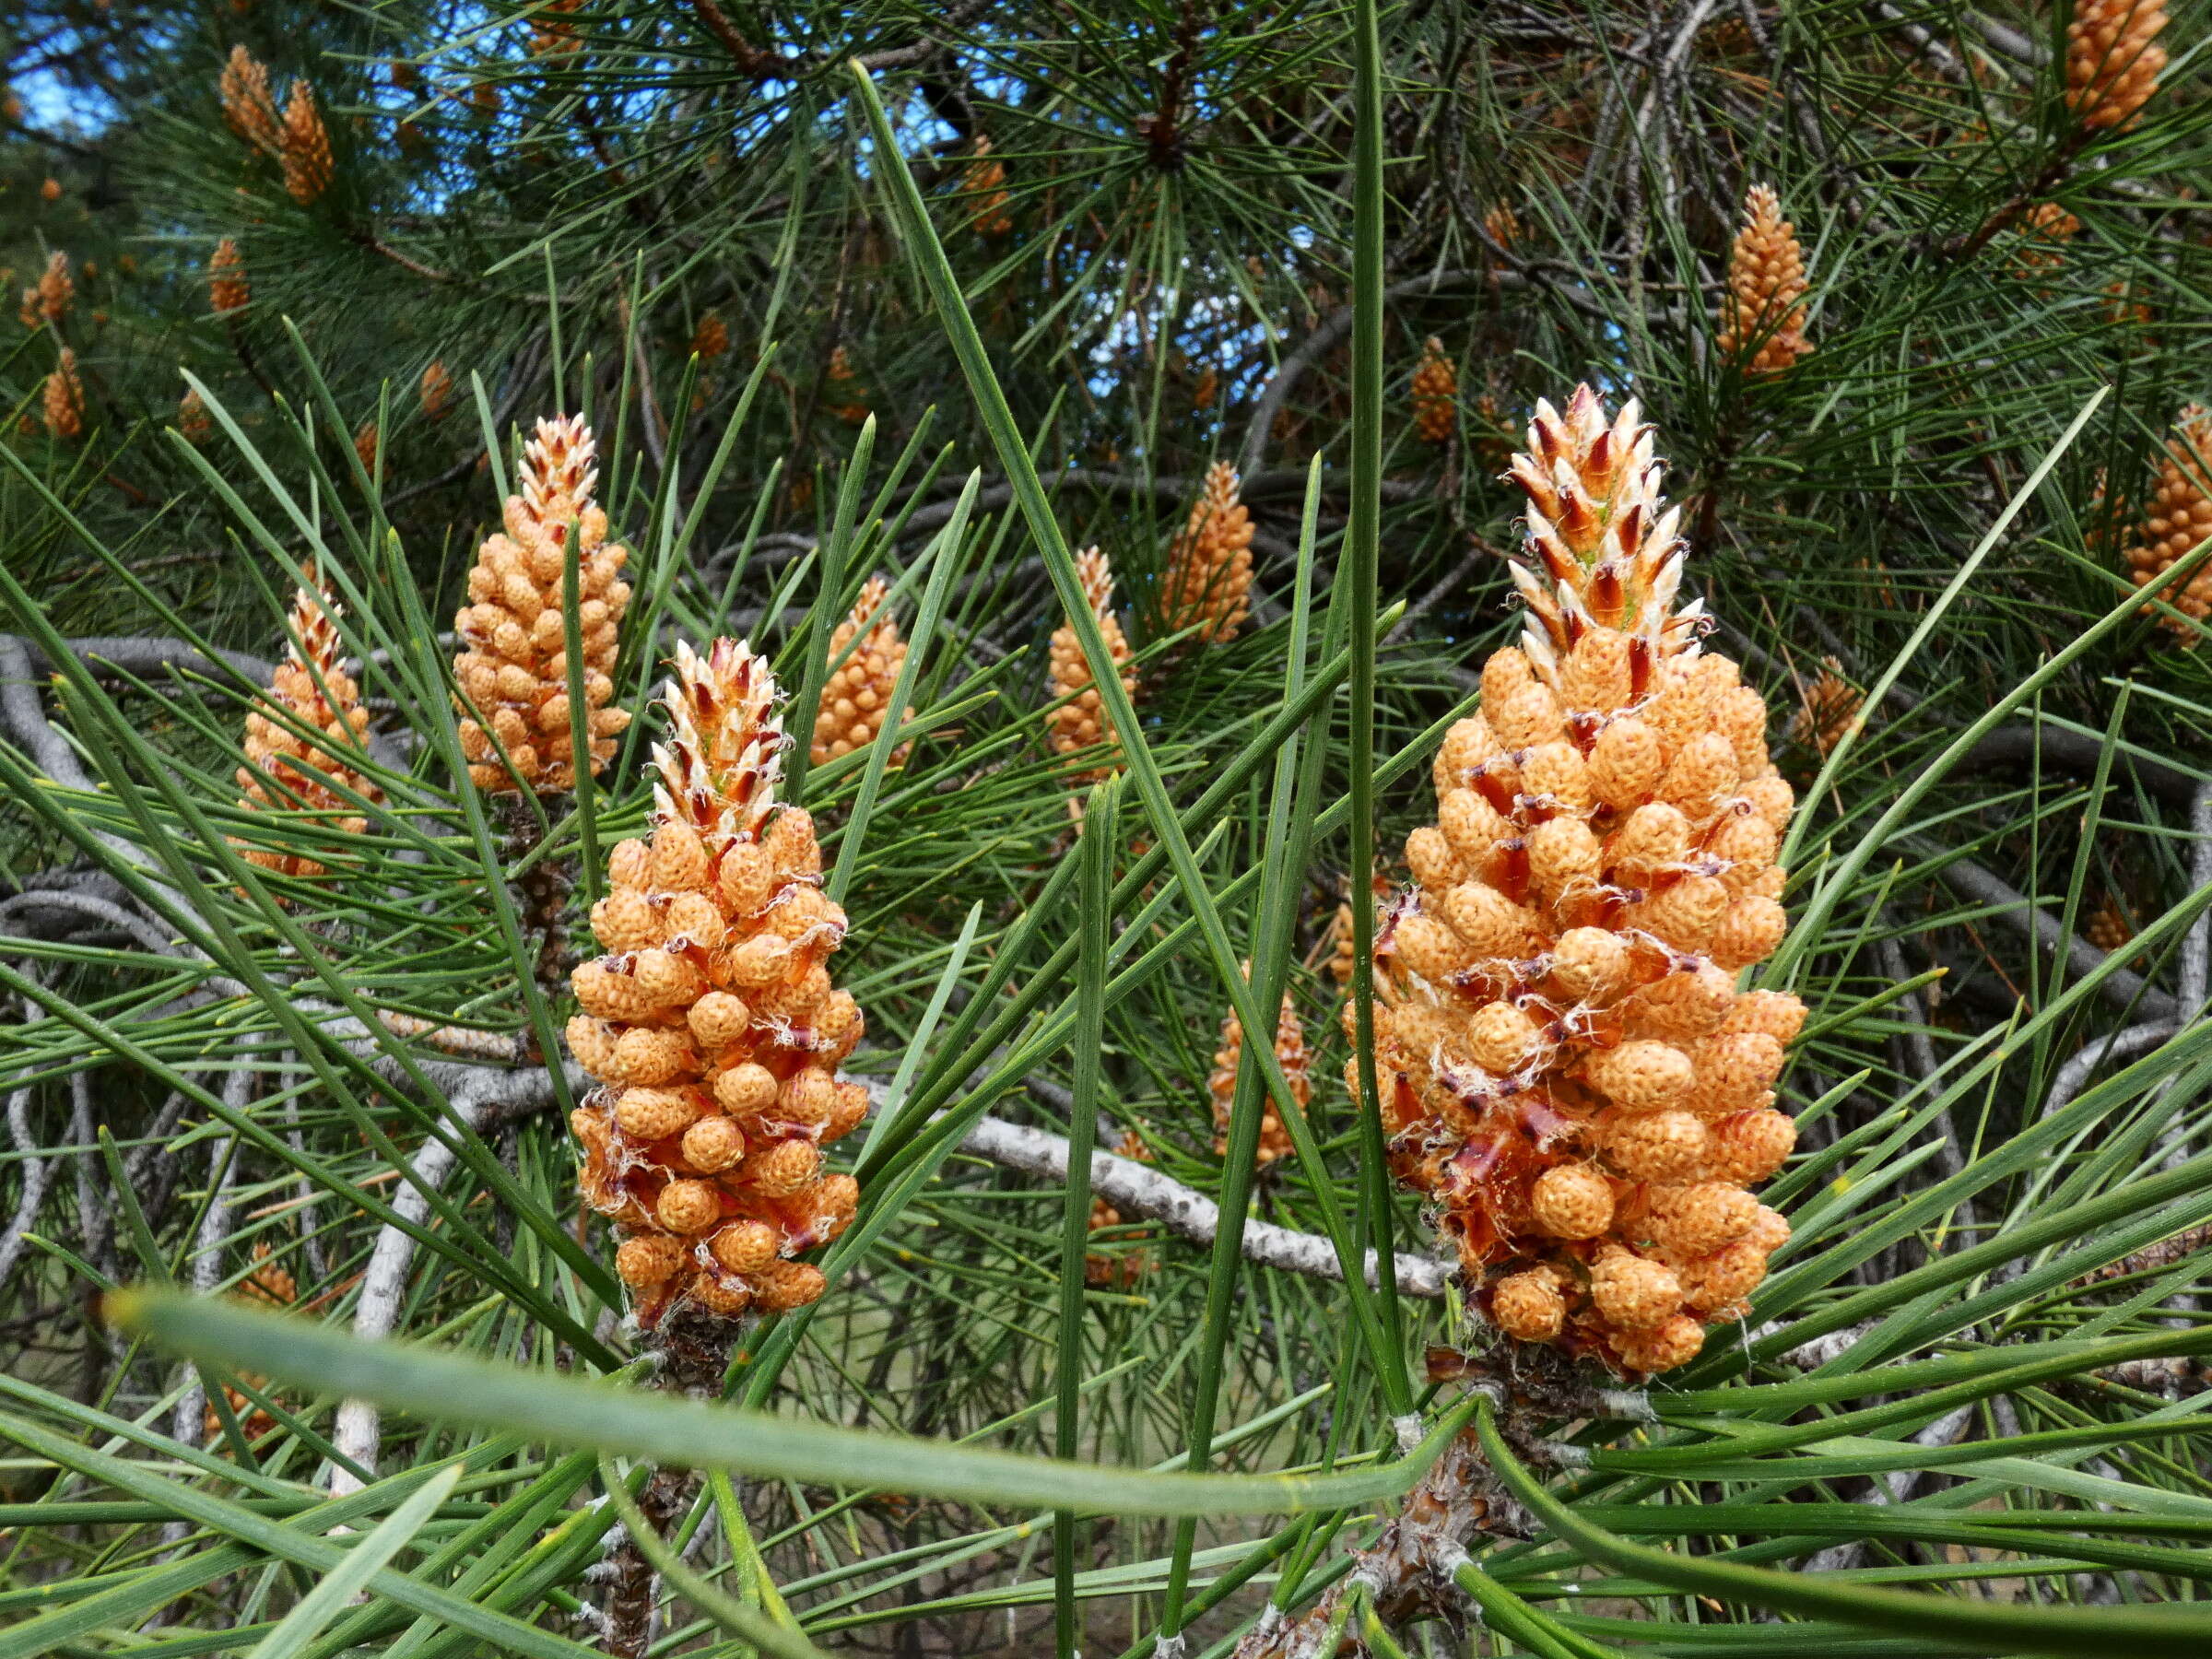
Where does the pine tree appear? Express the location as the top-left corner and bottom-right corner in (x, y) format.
(6, 4), (2212, 1653)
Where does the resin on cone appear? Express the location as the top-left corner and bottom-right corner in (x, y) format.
(567, 638), (866, 1325)
(1209, 982), (1306, 1169)
(453, 415), (633, 791)
(1049, 547), (1135, 782)
(1412, 336), (1457, 445)
(810, 575), (910, 766)
(1161, 461), (1254, 643)
(1364, 384), (1803, 1375)
(233, 571), (381, 880)
(2065, 0), (2167, 129)
(1717, 184), (1810, 374)
(2122, 405), (2212, 636)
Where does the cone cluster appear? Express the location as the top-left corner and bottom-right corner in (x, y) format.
(2065, 0), (2167, 130)
(20, 251), (71, 330)
(810, 576), (910, 766)
(1209, 987), (1306, 1169)
(2121, 405), (2212, 634)
(1717, 185), (1810, 374)
(1161, 461), (1254, 644)
(1412, 336), (1457, 445)
(1364, 385), (1803, 1375)
(234, 572), (381, 880)
(217, 48), (330, 203)
(453, 415), (633, 792)
(567, 639), (867, 1325)
(1049, 547), (1135, 782)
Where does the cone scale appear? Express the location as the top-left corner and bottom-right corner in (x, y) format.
(1364, 385), (1804, 1376)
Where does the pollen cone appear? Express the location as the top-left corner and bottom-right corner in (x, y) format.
(453, 415), (633, 792)
(2065, 0), (2167, 130)
(1085, 1129), (1155, 1288)
(1716, 184), (1810, 374)
(1161, 461), (1254, 644)
(279, 80), (332, 205)
(825, 346), (867, 425)
(20, 251), (71, 329)
(1049, 547), (1135, 785)
(965, 136), (1013, 237)
(209, 239), (248, 313)
(1412, 336), (1457, 445)
(1210, 986), (1307, 1169)
(2121, 405), (2212, 637)
(567, 639), (866, 1326)
(811, 576), (911, 766)
(219, 45), (280, 154)
(233, 571), (381, 881)
(419, 359), (454, 420)
(1370, 383), (1803, 1375)
(42, 348), (82, 440)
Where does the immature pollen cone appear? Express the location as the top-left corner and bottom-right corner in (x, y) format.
(568, 639), (866, 1326)
(233, 571), (381, 880)
(1160, 461), (1254, 644)
(810, 575), (910, 766)
(1049, 547), (1135, 782)
(453, 416), (633, 792)
(1362, 384), (1803, 1376)
(2065, 0), (2167, 130)
(1209, 975), (1307, 1170)
(1411, 336), (1457, 444)
(1716, 184), (1810, 374)
(2121, 405), (2212, 636)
